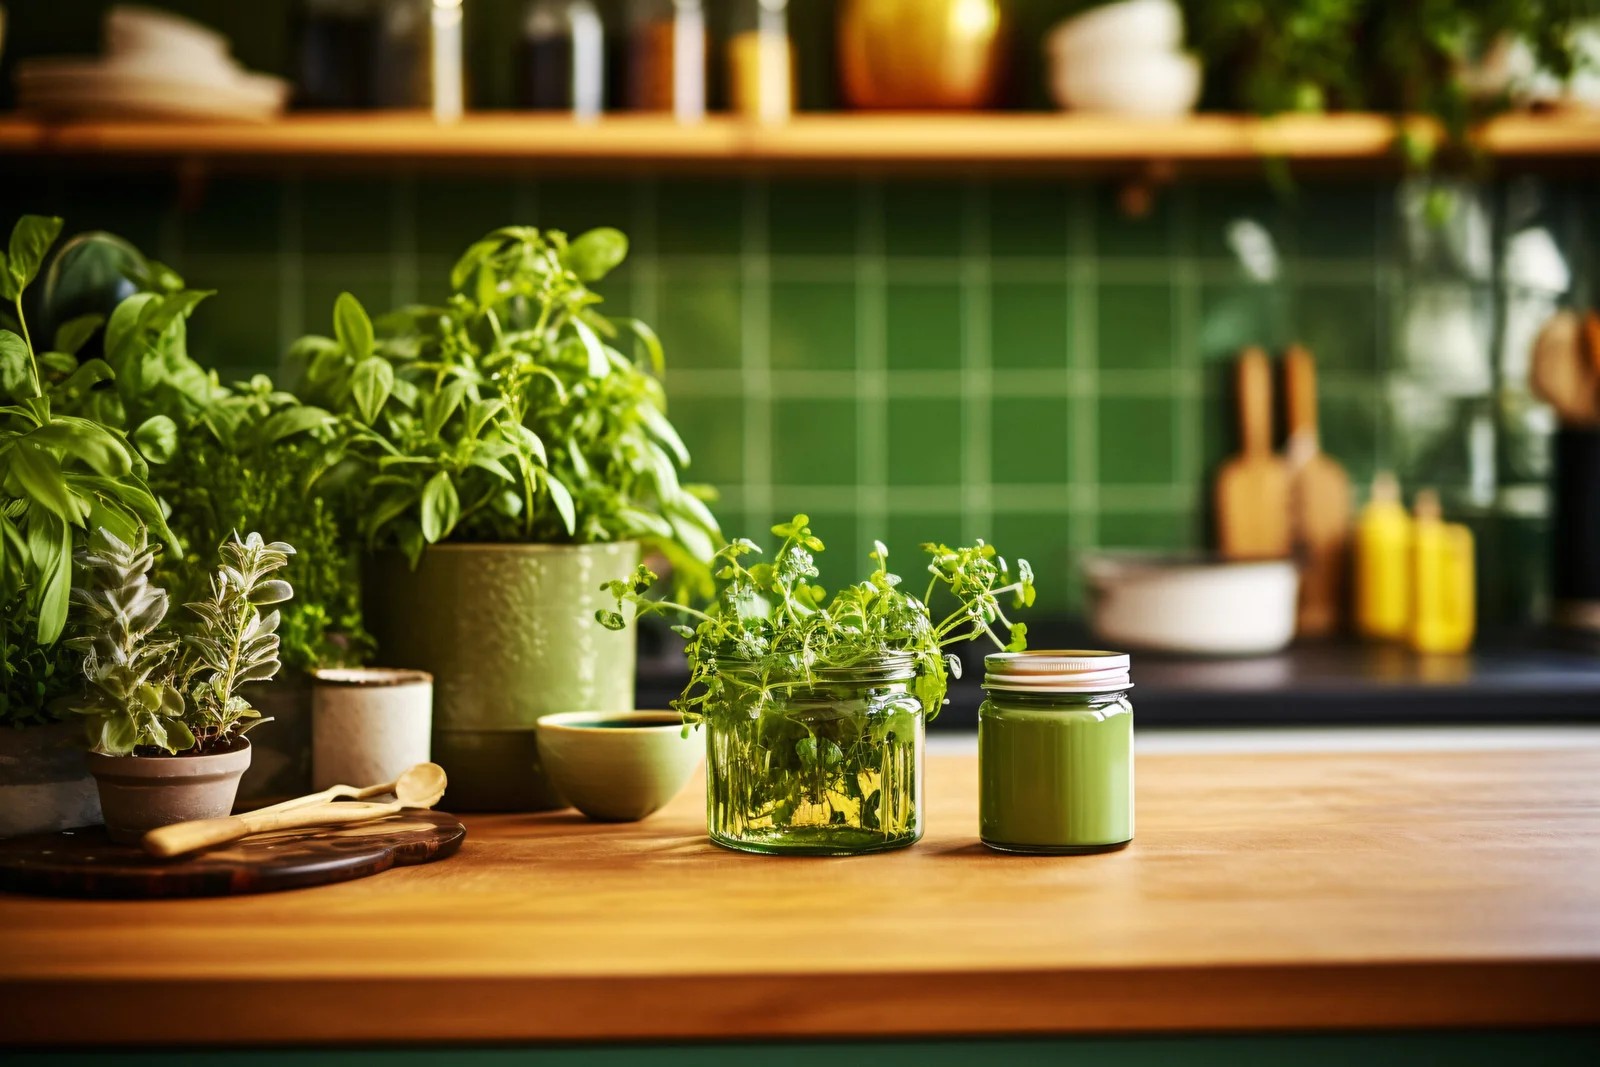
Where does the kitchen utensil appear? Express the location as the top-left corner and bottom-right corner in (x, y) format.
(838, 0), (1002, 109)
(310, 668), (433, 793)
(1531, 309), (1600, 425)
(141, 763), (447, 858)
(1216, 346), (1292, 560)
(1045, 0), (1182, 60)
(1082, 552), (1300, 656)
(1552, 427), (1600, 633)
(536, 710), (702, 822)
(249, 761), (447, 818)
(1284, 343), (1353, 637)
(0, 812), (464, 898)
(1049, 51), (1201, 117)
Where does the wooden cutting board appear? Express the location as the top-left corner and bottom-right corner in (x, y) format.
(0, 810), (466, 899)
(1284, 343), (1353, 637)
(1215, 346), (1291, 560)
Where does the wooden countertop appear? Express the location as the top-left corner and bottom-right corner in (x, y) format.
(2, 748), (1599, 1046)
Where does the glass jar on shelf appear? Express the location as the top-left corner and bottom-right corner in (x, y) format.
(728, 0), (793, 123)
(625, 0), (706, 121)
(517, 0), (605, 119)
(704, 653), (926, 856)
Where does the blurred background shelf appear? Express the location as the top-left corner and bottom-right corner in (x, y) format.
(3, 111), (1600, 171)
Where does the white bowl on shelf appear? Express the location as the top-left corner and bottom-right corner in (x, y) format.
(1082, 552), (1300, 657)
(1050, 51), (1202, 118)
(1046, 0), (1185, 62)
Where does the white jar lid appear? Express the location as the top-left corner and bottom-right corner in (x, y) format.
(983, 649), (1132, 692)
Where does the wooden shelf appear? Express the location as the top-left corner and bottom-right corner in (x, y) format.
(3, 111), (1599, 172)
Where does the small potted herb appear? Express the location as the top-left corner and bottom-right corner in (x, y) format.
(600, 515), (1035, 855)
(0, 215), (174, 837)
(69, 527), (295, 843)
(288, 226), (717, 811)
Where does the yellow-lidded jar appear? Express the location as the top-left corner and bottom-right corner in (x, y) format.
(1355, 472), (1412, 641)
(1409, 490), (1476, 654)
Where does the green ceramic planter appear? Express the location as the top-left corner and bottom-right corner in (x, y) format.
(364, 542), (639, 811)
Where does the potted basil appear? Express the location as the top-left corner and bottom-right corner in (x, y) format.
(600, 515), (1035, 855)
(26, 220), (364, 807)
(0, 216), (173, 837)
(287, 226), (718, 810)
(69, 527), (294, 843)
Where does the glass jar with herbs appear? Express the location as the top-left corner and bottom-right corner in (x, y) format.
(601, 515), (1035, 856)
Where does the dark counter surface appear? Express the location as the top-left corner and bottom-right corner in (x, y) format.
(635, 621), (1600, 729)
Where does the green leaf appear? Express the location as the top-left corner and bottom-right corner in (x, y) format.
(27, 513), (71, 643)
(572, 318), (610, 378)
(133, 415), (179, 463)
(562, 227), (629, 282)
(544, 473), (576, 535)
(419, 470), (460, 543)
(334, 292), (375, 359)
(6, 444), (84, 524)
(29, 418), (135, 477)
(257, 405), (333, 444)
(7, 215), (63, 297)
(450, 236), (504, 292)
(0, 330), (30, 394)
(350, 357), (394, 425)
(103, 292), (158, 364)
(53, 313), (105, 356)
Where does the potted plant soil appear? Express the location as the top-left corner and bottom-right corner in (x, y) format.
(286, 226), (718, 810)
(68, 528), (295, 844)
(601, 515), (1035, 855)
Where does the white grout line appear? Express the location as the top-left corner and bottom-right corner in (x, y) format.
(740, 179), (773, 534)
(390, 173), (418, 306)
(1068, 185), (1100, 556)
(961, 181), (994, 542)
(857, 179), (889, 548)
(276, 174), (305, 362)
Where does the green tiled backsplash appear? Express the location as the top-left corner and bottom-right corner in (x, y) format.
(4, 170), (1592, 615)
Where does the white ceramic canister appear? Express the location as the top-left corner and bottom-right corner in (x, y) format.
(310, 668), (433, 789)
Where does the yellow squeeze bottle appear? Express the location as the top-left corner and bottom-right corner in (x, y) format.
(1409, 490), (1476, 655)
(1355, 472), (1412, 641)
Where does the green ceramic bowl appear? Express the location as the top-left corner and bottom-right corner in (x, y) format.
(535, 711), (703, 822)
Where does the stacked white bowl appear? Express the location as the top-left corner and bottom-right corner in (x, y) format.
(15, 5), (288, 122)
(1046, 0), (1201, 118)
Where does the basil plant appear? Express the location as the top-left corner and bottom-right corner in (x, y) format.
(1, 216), (172, 725)
(286, 226), (719, 575)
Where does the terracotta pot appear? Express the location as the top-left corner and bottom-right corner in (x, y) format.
(85, 739), (252, 845)
(0, 721), (102, 838)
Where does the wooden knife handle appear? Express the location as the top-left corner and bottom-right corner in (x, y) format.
(1284, 342), (1319, 442)
(1237, 346), (1274, 455)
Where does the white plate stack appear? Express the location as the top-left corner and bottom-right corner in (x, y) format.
(1046, 0), (1201, 118)
(15, 5), (289, 123)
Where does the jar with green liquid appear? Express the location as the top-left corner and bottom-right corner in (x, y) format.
(979, 650), (1133, 854)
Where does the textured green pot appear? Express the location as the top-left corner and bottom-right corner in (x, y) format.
(364, 542), (639, 811)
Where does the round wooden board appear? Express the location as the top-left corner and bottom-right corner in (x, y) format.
(0, 810), (466, 898)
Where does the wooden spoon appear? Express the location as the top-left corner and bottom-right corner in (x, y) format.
(249, 762), (448, 817)
(141, 763), (448, 859)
